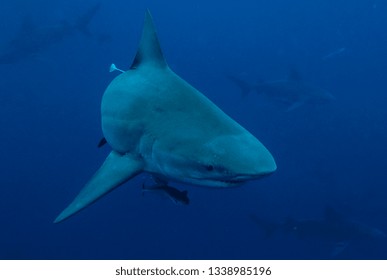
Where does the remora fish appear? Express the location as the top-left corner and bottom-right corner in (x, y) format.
(142, 180), (190, 206)
(54, 10), (276, 223)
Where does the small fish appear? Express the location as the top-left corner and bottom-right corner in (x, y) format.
(142, 180), (190, 206)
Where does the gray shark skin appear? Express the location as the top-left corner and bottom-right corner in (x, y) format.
(228, 71), (335, 111)
(250, 207), (386, 256)
(0, 3), (100, 64)
(54, 10), (276, 223)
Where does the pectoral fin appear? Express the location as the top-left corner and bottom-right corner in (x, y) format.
(54, 151), (144, 223)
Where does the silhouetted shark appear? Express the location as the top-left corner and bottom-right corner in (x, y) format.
(0, 3), (100, 64)
(250, 207), (386, 256)
(228, 70), (335, 111)
(54, 10), (276, 223)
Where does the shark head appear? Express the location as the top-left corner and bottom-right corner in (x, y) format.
(54, 10), (276, 223)
(148, 133), (276, 187)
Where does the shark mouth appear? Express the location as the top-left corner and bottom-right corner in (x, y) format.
(214, 173), (273, 186)
(181, 172), (272, 187)
(219, 179), (245, 185)
(182, 172), (274, 187)
(182, 176), (247, 187)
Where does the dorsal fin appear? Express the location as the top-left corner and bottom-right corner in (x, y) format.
(131, 10), (167, 69)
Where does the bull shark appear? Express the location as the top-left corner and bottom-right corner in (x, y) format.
(228, 70), (335, 111)
(54, 10), (276, 223)
(0, 3), (100, 64)
(250, 207), (386, 256)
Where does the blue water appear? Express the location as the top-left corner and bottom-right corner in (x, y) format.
(1, 0), (386, 259)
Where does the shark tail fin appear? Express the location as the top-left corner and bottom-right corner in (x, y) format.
(249, 214), (278, 238)
(74, 3), (100, 37)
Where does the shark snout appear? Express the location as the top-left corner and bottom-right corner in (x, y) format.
(208, 133), (277, 183)
(243, 140), (277, 178)
(209, 148), (276, 186)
